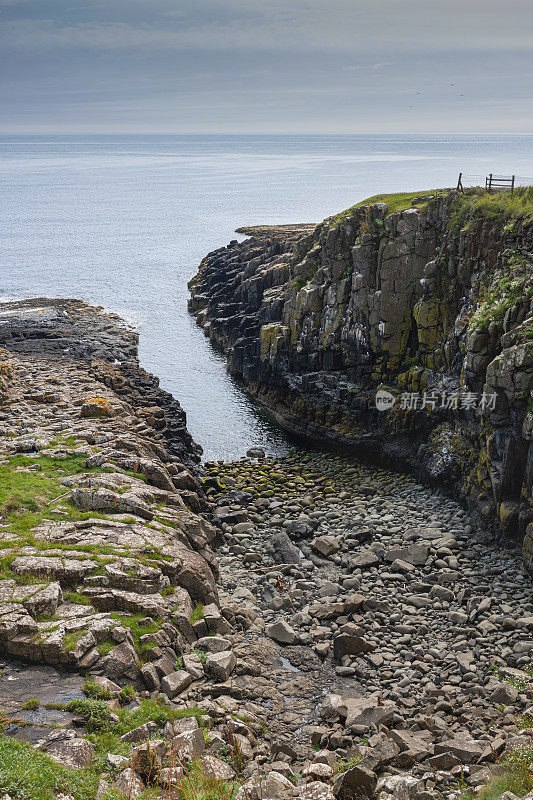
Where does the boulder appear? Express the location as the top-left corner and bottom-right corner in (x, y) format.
(22, 582), (63, 617)
(160, 670), (194, 699)
(119, 722), (158, 743)
(202, 754), (236, 780)
(270, 531), (301, 564)
(286, 519), (313, 538)
(106, 754), (130, 771)
(300, 782), (335, 800)
(235, 772), (295, 800)
(47, 738), (95, 769)
(311, 535), (341, 556)
(384, 546), (429, 566)
(113, 768), (145, 798)
(71, 487), (153, 521)
(131, 740), (167, 778)
(266, 621), (298, 645)
(171, 729), (205, 761)
(351, 550), (380, 568)
(101, 642), (139, 681)
(376, 774), (426, 799)
(333, 633), (374, 660)
(81, 397), (115, 418)
(303, 763), (334, 780)
(182, 652), (204, 680)
(333, 765), (377, 799)
(196, 635), (232, 653)
(344, 697), (395, 730)
(390, 730), (431, 766)
(205, 650), (236, 681)
(433, 736), (484, 764)
(140, 662), (160, 691)
(157, 767), (185, 787)
(202, 603), (228, 633)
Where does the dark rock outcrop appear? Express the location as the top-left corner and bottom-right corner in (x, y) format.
(189, 191), (532, 559)
(0, 298), (201, 465)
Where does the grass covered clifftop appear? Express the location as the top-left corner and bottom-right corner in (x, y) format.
(328, 186), (533, 229)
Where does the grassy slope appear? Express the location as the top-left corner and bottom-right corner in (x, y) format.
(329, 186), (533, 227)
(329, 188), (444, 225)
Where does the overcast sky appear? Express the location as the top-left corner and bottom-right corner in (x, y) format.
(0, 0), (531, 133)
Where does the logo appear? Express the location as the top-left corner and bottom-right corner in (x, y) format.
(375, 389), (396, 412)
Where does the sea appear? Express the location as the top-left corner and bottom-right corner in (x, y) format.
(1, 133), (532, 460)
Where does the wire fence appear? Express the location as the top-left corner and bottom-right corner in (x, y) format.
(457, 173), (533, 190)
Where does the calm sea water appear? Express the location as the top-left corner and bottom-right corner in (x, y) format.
(1, 134), (532, 459)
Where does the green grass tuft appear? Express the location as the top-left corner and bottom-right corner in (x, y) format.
(190, 603), (204, 624)
(82, 678), (111, 701)
(109, 613), (162, 656)
(0, 734), (99, 800)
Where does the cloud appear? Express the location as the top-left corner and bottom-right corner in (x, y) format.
(344, 62), (393, 72)
(1, 1), (532, 55)
(0, 0), (532, 132)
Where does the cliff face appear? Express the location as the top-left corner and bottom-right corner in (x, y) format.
(189, 190), (533, 560)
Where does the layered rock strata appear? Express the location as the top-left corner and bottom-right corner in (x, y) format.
(0, 299), (220, 682)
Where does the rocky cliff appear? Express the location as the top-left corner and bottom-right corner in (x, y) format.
(189, 189), (533, 561)
(0, 299), (221, 677)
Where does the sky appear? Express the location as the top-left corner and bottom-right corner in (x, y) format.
(0, 0), (531, 134)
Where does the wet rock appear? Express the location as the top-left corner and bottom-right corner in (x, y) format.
(246, 447), (266, 458)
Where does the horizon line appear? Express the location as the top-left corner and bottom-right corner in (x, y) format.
(0, 130), (532, 137)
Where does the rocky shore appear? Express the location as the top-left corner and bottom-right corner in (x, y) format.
(188, 189), (532, 561)
(0, 289), (532, 800)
